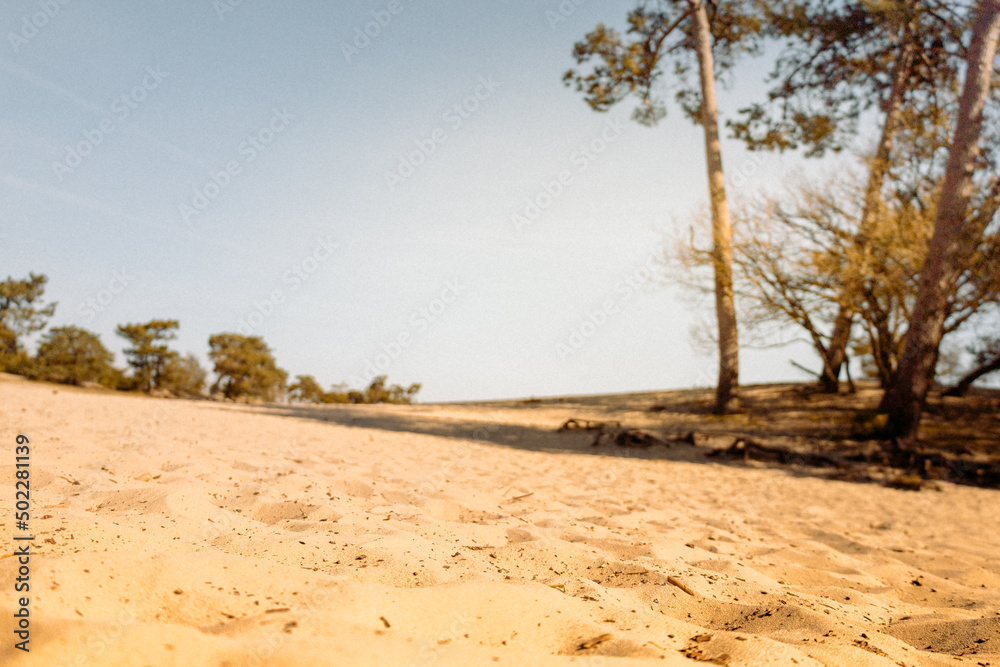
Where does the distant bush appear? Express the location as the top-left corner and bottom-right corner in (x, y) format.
(161, 353), (207, 397)
(289, 374), (327, 403)
(321, 384), (352, 404)
(359, 375), (421, 404)
(116, 319), (180, 392)
(208, 333), (287, 401)
(341, 375), (421, 404)
(0, 340), (33, 377)
(288, 374), (420, 404)
(0, 273), (428, 407)
(32, 326), (118, 387)
(1, 273), (56, 374)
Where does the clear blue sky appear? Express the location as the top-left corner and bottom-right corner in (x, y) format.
(2, 0), (851, 401)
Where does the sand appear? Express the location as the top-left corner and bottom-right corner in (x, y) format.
(2, 373), (999, 666)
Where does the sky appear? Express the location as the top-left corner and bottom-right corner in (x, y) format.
(1, 0), (859, 402)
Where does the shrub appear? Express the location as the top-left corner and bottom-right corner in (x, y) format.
(354, 376), (421, 404)
(161, 353), (207, 397)
(289, 374), (421, 404)
(32, 326), (117, 387)
(116, 320), (180, 392)
(208, 333), (287, 401)
(289, 374), (326, 403)
(0, 273), (56, 374)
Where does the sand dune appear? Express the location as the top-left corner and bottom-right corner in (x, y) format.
(2, 374), (998, 665)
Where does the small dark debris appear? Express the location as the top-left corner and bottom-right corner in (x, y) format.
(577, 633), (613, 650)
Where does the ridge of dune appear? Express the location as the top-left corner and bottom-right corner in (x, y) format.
(1, 375), (998, 666)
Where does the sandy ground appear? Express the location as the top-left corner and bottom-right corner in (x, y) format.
(2, 373), (999, 666)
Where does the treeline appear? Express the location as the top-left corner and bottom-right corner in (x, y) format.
(566, 0), (1000, 442)
(0, 273), (419, 404)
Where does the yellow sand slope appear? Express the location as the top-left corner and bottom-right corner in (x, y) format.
(1, 375), (998, 665)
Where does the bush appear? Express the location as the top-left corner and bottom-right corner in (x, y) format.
(322, 384), (352, 404)
(352, 376), (421, 404)
(1, 273), (56, 374)
(161, 353), (207, 397)
(0, 330), (33, 376)
(289, 374), (326, 403)
(32, 326), (117, 387)
(208, 333), (287, 401)
(116, 320), (180, 392)
(289, 374), (421, 404)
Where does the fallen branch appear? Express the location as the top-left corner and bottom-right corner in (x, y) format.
(706, 437), (842, 467)
(557, 418), (620, 433)
(707, 436), (1000, 489)
(789, 359), (820, 378)
(556, 419), (694, 448)
(667, 576), (696, 596)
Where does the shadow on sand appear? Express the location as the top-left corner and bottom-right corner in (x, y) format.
(232, 383), (1000, 491)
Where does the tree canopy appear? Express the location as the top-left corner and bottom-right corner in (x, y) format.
(116, 320), (180, 392)
(289, 374), (328, 403)
(564, 0), (767, 413)
(729, 0), (973, 157)
(208, 333), (288, 401)
(563, 0), (763, 125)
(161, 352), (208, 397)
(0, 273), (56, 372)
(289, 373), (421, 404)
(32, 326), (117, 387)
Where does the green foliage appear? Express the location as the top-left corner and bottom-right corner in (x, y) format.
(563, 1), (763, 125)
(208, 333), (287, 401)
(161, 353), (207, 397)
(0, 273), (56, 372)
(676, 167), (1000, 389)
(0, 333), (32, 376)
(32, 326), (117, 387)
(321, 383), (353, 404)
(116, 320), (180, 392)
(289, 374), (327, 403)
(729, 0), (971, 157)
(288, 374), (421, 404)
(359, 375), (422, 404)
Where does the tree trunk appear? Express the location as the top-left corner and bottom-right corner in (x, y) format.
(880, 0), (1000, 443)
(821, 29), (916, 392)
(690, 0), (740, 414)
(819, 308), (854, 391)
(943, 352), (1000, 397)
